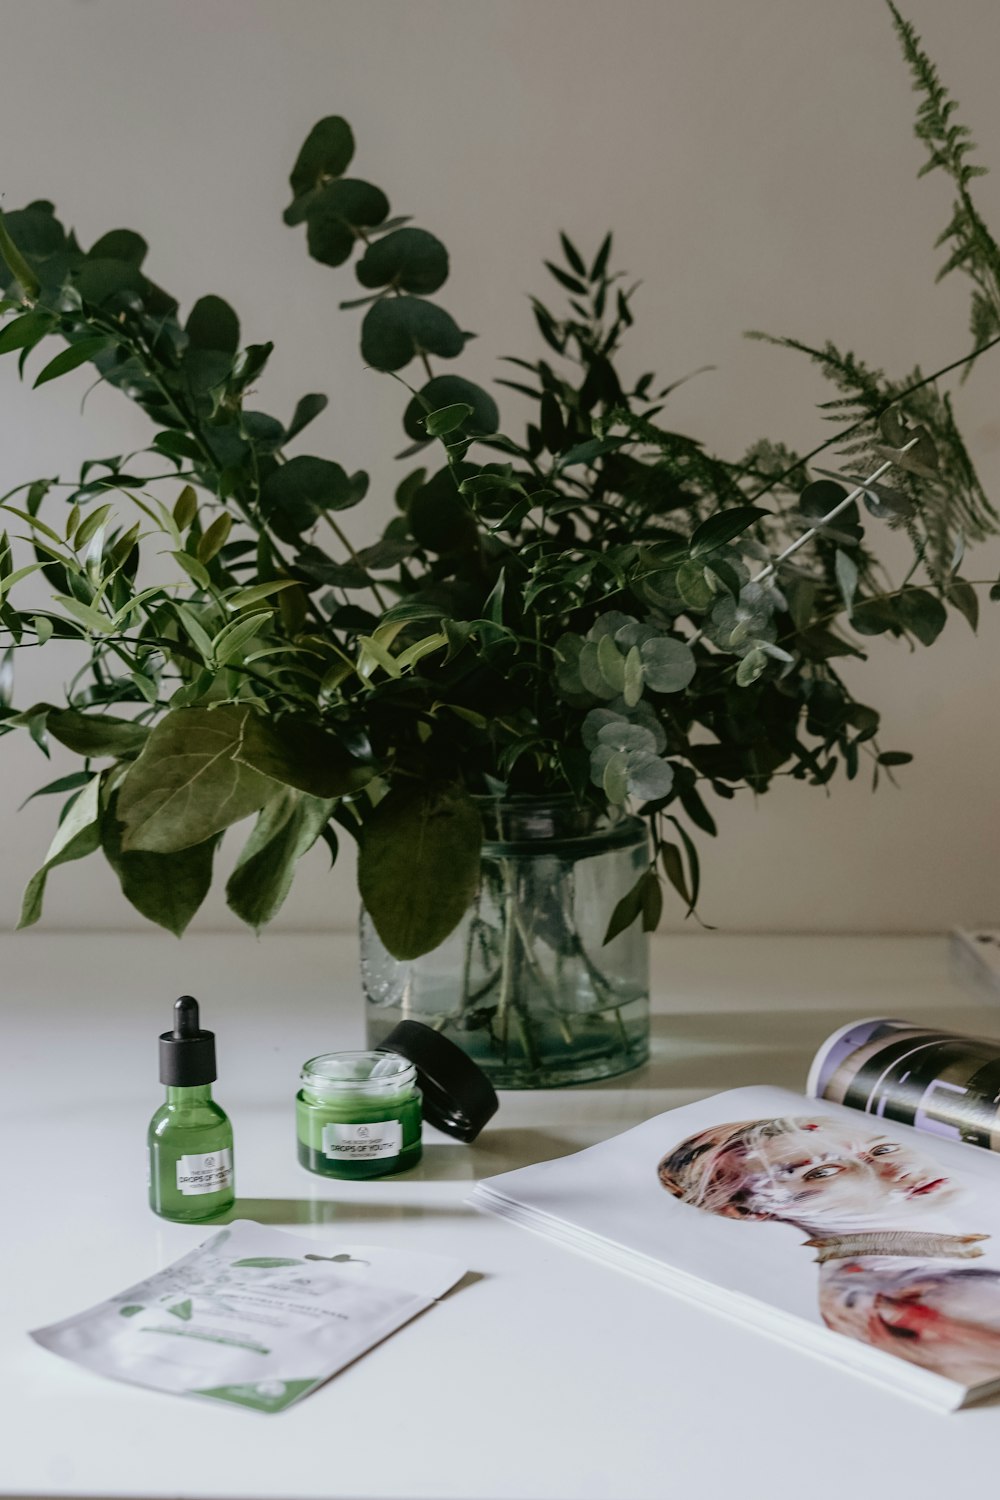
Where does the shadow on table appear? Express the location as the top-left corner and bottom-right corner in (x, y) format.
(425, 1128), (584, 1175)
(594, 1006), (873, 1094)
(221, 1197), (472, 1225)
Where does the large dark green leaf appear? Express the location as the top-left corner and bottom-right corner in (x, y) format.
(358, 784), (482, 960)
(234, 714), (375, 798)
(102, 802), (218, 937)
(360, 297), (466, 372)
(689, 506), (769, 558)
(47, 707), (149, 759)
(355, 228), (449, 294)
(117, 705), (280, 853)
(260, 455), (369, 540)
(402, 376), (499, 442)
(225, 790), (335, 930)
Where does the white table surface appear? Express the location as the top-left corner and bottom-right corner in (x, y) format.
(3, 931), (999, 1500)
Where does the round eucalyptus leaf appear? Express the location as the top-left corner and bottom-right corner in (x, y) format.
(615, 619), (659, 649)
(588, 610), (636, 641)
(288, 117), (355, 202)
(604, 697), (667, 752)
(303, 180), (390, 266)
(596, 721), (657, 755)
(361, 296), (466, 373)
(625, 751), (674, 803)
(635, 568), (685, 615)
(186, 295), (240, 354)
(798, 479), (846, 519)
(356, 228), (450, 294)
(306, 213), (354, 267)
(622, 644), (643, 707)
(578, 641), (619, 700)
(260, 455), (369, 541)
(582, 707), (627, 750)
(601, 749), (629, 804)
(639, 636), (696, 693)
(74, 257), (146, 306)
(87, 229), (147, 266)
(402, 376), (499, 442)
(555, 633), (585, 695)
(894, 587), (947, 646)
(596, 633), (626, 692)
(860, 481), (915, 520)
(5, 203), (65, 258)
(240, 410), (286, 453)
(736, 647), (768, 686)
(675, 559), (714, 611)
(851, 597), (899, 636)
(409, 468), (476, 554)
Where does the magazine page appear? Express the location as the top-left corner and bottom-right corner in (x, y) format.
(808, 1017), (1000, 1151)
(473, 1085), (1000, 1407)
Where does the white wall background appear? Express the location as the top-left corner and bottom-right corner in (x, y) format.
(0, 0), (997, 935)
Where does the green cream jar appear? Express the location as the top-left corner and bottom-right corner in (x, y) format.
(296, 1021), (500, 1181)
(296, 1051), (423, 1179)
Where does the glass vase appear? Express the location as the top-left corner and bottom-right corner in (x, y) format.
(362, 796), (650, 1088)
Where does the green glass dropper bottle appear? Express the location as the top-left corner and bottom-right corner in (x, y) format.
(148, 995), (235, 1223)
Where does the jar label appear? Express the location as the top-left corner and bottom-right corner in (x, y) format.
(322, 1121), (402, 1162)
(176, 1147), (234, 1196)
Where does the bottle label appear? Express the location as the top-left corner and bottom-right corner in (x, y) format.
(176, 1147), (234, 1196)
(322, 1121), (402, 1162)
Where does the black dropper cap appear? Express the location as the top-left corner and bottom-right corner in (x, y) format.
(159, 996), (217, 1087)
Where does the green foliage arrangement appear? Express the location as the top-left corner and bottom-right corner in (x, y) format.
(0, 5), (996, 955)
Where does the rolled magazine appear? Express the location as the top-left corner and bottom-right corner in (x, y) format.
(471, 1017), (1000, 1410)
(809, 1016), (1000, 1150)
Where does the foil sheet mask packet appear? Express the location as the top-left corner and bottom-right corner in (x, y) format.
(30, 1221), (466, 1413)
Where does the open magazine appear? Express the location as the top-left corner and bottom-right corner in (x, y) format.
(471, 1018), (1000, 1410)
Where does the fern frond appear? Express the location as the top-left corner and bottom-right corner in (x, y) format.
(887, 2), (1000, 351)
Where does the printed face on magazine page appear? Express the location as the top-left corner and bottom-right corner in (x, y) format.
(658, 1116), (961, 1231)
(658, 1117), (1000, 1389)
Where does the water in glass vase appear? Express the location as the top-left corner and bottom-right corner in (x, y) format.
(363, 797), (650, 1089)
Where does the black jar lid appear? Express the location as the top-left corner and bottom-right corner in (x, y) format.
(377, 1021), (498, 1143)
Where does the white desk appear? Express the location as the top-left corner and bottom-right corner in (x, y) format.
(2, 931), (998, 1500)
